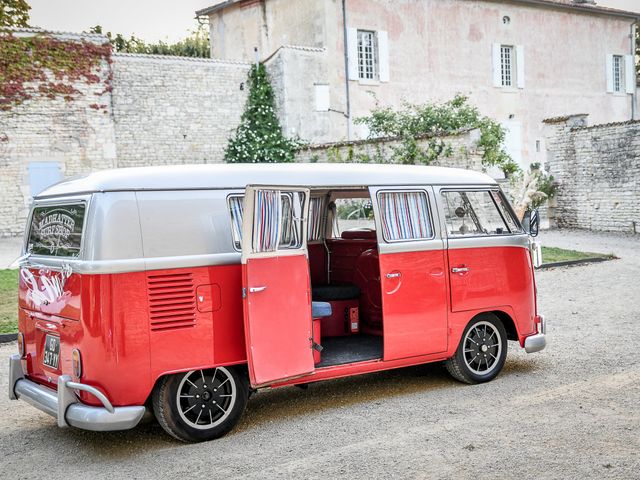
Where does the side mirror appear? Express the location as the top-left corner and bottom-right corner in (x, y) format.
(522, 209), (539, 237)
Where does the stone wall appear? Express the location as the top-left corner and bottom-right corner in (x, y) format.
(112, 54), (249, 166)
(544, 114), (640, 233)
(0, 30), (250, 237)
(295, 128), (483, 170)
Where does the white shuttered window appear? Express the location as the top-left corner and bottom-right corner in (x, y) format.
(348, 28), (389, 83)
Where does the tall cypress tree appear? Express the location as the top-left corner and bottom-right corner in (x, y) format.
(225, 63), (298, 163)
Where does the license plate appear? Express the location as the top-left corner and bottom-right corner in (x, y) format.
(43, 334), (60, 369)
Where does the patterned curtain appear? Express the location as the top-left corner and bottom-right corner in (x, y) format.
(308, 197), (326, 241)
(253, 190), (280, 252)
(379, 191), (432, 241)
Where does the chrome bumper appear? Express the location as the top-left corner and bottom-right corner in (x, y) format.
(8, 354), (145, 431)
(524, 314), (547, 353)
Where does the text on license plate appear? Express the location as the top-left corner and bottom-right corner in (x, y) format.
(43, 334), (60, 369)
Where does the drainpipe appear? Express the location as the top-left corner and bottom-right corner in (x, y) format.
(342, 0), (352, 140)
(631, 20), (638, 120)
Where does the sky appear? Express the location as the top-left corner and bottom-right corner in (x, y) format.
(26, 0), (640, 43)
(28, 0), (215, 42)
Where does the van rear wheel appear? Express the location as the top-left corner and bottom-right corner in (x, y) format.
(152, 366), (249, 442)
(445, 313), (507, 385)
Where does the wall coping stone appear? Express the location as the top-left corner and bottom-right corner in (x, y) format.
(297, 127), (478, 152)
(113, 52), (251, 66)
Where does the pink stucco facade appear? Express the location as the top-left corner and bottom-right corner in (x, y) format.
(201, 0), (638, 167)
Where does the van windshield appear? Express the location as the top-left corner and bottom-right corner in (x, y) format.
(27, 203), (86, 257)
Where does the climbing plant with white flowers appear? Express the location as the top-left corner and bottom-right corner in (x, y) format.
(224, 63), (300, 163)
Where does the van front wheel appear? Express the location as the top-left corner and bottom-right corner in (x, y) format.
(152, 366), (249, 442)
(445, 314), (507, 385)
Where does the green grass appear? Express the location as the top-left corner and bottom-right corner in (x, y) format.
(541, 246), (613, 265)
(0, 269), (19, 334)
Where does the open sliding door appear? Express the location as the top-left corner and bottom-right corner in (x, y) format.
(241, 186), (314, 388)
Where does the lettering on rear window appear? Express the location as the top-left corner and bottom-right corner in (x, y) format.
(27, 203), (86, 257)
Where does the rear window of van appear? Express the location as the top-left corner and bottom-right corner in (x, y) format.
(27, 203), (86, 257)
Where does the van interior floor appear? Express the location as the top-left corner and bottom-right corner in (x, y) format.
(317, 334), (383, 368)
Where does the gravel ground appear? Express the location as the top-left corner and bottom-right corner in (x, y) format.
(0, 229), (638, 479)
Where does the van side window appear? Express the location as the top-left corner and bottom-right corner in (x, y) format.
(332, 197), (375, 238)
(228, 195), (244, 250)
(230, 191), (307, 252)
(378, 191), (433, 242)
(442, 190), (514, 237)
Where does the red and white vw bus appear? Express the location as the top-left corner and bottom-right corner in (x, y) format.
(9, 163), (545, 442)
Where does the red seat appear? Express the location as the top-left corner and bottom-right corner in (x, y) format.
(353, 248), (383, 334)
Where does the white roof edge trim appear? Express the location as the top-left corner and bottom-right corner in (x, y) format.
(36, 164), (497, 198)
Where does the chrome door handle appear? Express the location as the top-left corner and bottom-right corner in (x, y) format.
(451, 267), (470, 273)
(249, 286), (267, 293)
(386, 272), (401, 279)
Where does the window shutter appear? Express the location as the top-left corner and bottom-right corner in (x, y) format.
(314, 84), (330, 111)
(347, 28), (358, 80)
(492, 43), (502, 87)
(378, 30), (390, 82)
(625, 55), (635, 94)
(605, 54), (614, 93)
(516, 45), (525, 89)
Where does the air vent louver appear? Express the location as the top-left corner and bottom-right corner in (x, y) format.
(147, 273), (196, 331)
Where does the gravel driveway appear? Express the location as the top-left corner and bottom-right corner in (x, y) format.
(0, 229), (638, 479)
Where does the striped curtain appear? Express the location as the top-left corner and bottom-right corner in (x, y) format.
(379, 191), (432, 241)
(228, 196), (244, 248)
(308, 197), (326, 241)
(253, 190), (280, 252)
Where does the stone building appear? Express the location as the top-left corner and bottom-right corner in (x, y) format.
(197, 0), (639, 169)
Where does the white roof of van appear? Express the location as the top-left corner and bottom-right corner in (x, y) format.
(37, 163), (497, 198)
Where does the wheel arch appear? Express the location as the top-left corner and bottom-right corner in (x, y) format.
(487, 310), (519, 341)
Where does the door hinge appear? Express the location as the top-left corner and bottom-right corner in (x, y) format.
(242, 287), (247, 299)
(310, 338), (323, 352)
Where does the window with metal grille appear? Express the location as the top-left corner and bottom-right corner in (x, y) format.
(357, 30), (377, 80)
(613, 55), (623, 93)
(501, 45), (514, 87)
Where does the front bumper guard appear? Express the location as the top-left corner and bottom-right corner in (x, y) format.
(524, 314), (547, 354)
(8, 354), (145, 432)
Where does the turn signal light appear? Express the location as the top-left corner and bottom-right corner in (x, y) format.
(17, 332), (25, 358)
(71, 349), (82, 379)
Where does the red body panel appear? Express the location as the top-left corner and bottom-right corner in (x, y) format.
(17, 244), (537, 406)
(242, 254), (314, 387)
(379, 250), (448, 360)
(448, 246), (537, 338)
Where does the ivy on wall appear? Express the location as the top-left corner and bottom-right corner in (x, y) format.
(0, 33), (112, 111)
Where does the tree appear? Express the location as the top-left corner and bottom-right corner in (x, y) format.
(88, 23), (210, 58)
(355, 94), (519, 175)
(224, 63), (299, 163)
(0, 0), (31, 28)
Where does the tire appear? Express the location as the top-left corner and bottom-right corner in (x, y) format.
(152, 366), (249, 442)
(445, 313), (508, 385)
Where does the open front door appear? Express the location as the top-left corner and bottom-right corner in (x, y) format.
(241, 186), (313, 388)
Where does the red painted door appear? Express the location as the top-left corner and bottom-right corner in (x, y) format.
(440, 189), (531, 315)
(371, 187), (449, 360)
(241, 186), (314, 388)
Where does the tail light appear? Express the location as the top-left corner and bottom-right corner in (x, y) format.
(72, 349), (82, 379)
(17, 332), (25, 358)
